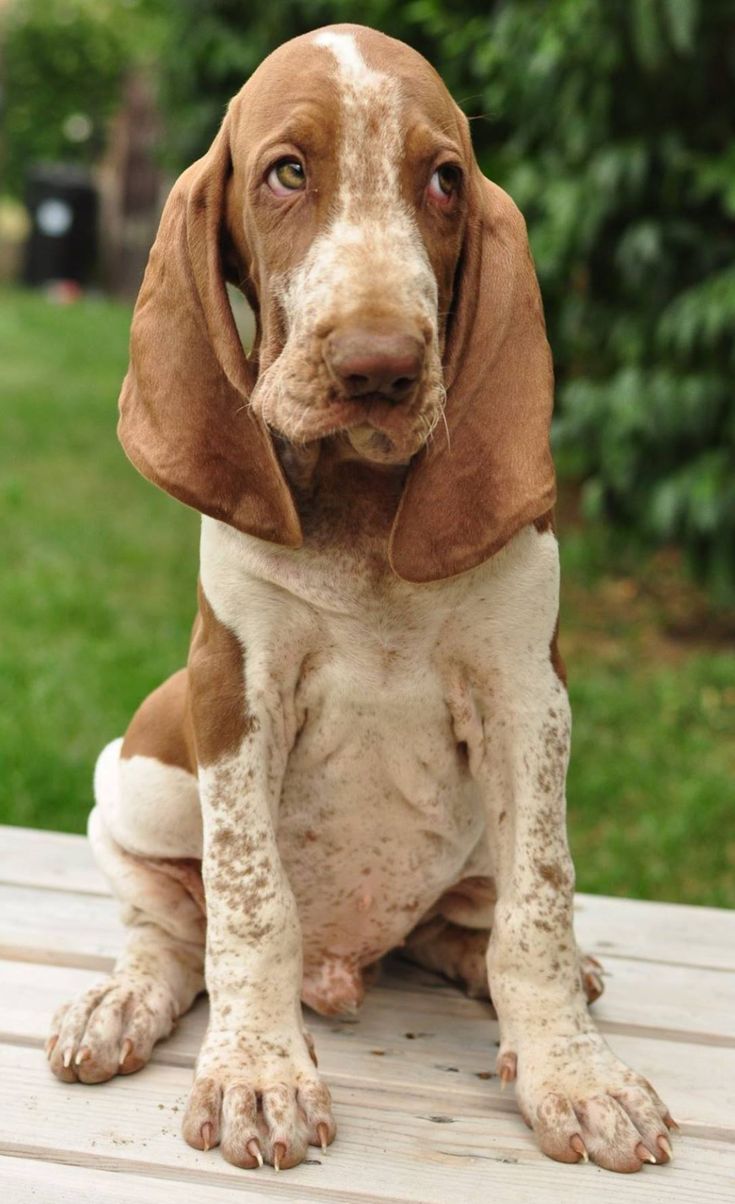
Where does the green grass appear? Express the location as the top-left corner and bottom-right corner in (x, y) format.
(1, 287), (733, 905)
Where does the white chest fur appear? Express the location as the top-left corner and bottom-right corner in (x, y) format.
(199, 515), (563, 971)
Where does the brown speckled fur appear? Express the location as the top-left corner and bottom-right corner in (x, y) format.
(47, 24), (674, 1177)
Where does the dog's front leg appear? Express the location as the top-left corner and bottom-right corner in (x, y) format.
(181, 591), (334, 1171)
(464, 536), (675, 1173)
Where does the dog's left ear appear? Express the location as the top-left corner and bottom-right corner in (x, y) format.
(389, 174), (555, 582)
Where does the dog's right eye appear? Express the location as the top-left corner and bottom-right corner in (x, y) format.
(267, 159), (306, 196)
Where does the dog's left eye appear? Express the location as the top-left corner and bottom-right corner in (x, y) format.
(428, 164), (460, 203)
(267, 159), (306, 196)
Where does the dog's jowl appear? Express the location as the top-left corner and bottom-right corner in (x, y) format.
(47, 24), (675, 1174)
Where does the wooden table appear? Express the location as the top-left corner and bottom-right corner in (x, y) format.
(0, 824), (733, 1202)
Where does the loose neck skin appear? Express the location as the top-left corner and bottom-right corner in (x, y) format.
(275, 432), (410, 556)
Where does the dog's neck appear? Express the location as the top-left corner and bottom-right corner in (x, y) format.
(275, 434), (409, 555)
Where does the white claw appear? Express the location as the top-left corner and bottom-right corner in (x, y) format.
(247, 1139), (263, 1168)
(62, 1047), (73, 1069)
(636, 1142), (657, 1164)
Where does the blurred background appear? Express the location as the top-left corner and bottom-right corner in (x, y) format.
(0, 0), (733, 905)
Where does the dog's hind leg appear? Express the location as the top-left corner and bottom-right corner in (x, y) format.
(403, 920), (605, 1006)
(403, 917), (491, 999)
(403, 867), (604, 1008)
(48, 730), (206, 1084)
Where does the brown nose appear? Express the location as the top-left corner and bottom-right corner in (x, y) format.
(325, 328), (424, 403)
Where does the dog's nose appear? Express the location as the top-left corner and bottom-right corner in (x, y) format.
(325, 328), (424, 403)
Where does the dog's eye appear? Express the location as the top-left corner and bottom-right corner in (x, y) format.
(428, 164), (460, 203)
(267, 159), (306, 196)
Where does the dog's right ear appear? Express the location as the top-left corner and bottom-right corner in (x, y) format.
(118, 113), (301, 547)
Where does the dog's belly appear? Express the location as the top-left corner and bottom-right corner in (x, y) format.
(276, 682), (486, 1014)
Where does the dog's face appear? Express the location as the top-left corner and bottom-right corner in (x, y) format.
(119, 24), (556, 582)
(225, 30), (468, 465)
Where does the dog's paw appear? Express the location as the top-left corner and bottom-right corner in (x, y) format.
(507, 1031), (676, 1172)
(183, 1029), (335, 1170)
(46, 974), (177, 1083)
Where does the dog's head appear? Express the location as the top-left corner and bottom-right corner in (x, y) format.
(119, 24), (555, 581)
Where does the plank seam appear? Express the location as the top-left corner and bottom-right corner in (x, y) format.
(0, 1146), (407, 1204)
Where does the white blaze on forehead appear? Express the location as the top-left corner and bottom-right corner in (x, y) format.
(312, 30), (383, 86)
(255, 27), (442, 441)
(312, 30), (403, 213)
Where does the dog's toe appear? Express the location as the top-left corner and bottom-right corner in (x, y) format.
(182, 1032), (335, 1171)
(47, 974), (176, 1084)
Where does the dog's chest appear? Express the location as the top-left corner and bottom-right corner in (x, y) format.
(201, 512), (488, 937)
(276, 590), (486, 963)
(200, 512), (557, 993)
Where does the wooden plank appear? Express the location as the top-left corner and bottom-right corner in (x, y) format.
(1, 884), (733, 1045)
(0, 883), (122, 970)
(382, 955), (735, 1047)
(1, 960), (733, 1141)
(0, 1043), (733, 1204)
(573, 893), (735, 973)
(0, 827), (107, 895)
(0, 1155), (330, 1204)
(2, 825), (734, 971)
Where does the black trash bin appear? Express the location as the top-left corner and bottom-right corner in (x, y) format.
(22, 163), (98, 288)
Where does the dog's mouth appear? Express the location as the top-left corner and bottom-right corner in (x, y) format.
(345, 423), (409, 464)
(270, 398), (429, 460)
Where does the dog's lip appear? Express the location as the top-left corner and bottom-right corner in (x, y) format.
(280, 398), (418, 436)
(346, 424), (413, 465)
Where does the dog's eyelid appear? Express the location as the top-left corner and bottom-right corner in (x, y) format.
(257, 142), (307, 179)
(433, 158), (463, 179)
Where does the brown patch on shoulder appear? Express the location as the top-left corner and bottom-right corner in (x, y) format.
(187, 581), (255, 767)
(121, 668), (196, 774)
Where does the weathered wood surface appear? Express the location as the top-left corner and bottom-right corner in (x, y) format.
(0, 824), (733, 1202)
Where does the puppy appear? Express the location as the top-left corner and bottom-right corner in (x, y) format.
(48, 25), (675, 1174)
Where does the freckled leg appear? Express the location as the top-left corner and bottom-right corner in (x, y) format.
(182, 591), (334, 1171)
(48, 805), (205, 1084)
(479, 674), (674, 1172)
(182, 751), (335, 1169)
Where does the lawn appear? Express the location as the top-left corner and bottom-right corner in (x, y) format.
(1, 287), (733, 906)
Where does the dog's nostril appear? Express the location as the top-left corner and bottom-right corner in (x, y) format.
(345, 374), (370, 393)
(392, 377), (414, 395)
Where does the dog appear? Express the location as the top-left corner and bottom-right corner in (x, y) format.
(47, 24), (675, 1174)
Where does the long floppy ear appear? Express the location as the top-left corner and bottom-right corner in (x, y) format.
(389, 174), (555, 582)
(118, 113), (301, 547)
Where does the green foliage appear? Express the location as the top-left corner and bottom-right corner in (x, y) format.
(1, 287), (733, 904)
(0, 0), (165, 197)
(3, 0), (733, 594)
(158, 0), (735, 598)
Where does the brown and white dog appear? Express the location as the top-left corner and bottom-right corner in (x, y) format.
(47, 25), (676, 1174)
